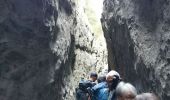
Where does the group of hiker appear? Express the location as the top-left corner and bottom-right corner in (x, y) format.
(76, 70), (159, 100)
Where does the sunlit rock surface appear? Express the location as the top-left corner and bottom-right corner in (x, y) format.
(0, 0), (107, 100)
(64, 0), (107, 99)
(101, 0), (170, 99)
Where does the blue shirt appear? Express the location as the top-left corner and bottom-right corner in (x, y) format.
(92, 82), (109, 100)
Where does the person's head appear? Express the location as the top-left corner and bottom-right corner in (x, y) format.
(97, 74), (106, 83)
(106, 70), (121, 90)
(116, 82), (137, 100)
(90, 72), (98, 82)
(135, 93), (159, 100)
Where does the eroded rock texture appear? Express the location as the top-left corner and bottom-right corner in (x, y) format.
(0, 0), (107, 100)
(63, 1), (108, 99)
(101, 0), (170, 99)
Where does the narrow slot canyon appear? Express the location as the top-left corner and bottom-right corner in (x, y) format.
(0, 0), (170, 100)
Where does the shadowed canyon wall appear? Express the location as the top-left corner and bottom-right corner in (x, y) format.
(0, 0), (107, 100)
(101, 0), (170, 99)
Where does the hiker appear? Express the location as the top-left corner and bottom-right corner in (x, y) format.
(97, 74), (106, 83)
(135, 93), (159, 100)
(115, 82), (137, 100)
(106, 70), (121, 100)
(76, 78), (93, 100)
(88, 72), (98, 89)
(91, 75), (109, 100)
(89, 72), (98, 82)
(76, 72), (98, 100)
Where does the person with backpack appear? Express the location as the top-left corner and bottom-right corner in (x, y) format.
(91, 75), (109, 100)
(76, 78), (93, 100)
(76, 72), (98, 100)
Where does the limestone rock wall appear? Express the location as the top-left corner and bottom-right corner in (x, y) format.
(0, 0), (107, 100)
(101, 0), (170, 99)
(64, 0), (108, 99)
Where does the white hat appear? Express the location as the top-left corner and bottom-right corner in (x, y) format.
(106, 70), (120, 80)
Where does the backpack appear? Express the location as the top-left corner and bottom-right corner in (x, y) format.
(76, 80), (94, 100)
(98, 88), (109, 100)
(91, 82), (109, 100)
(76, 88), (89, 100)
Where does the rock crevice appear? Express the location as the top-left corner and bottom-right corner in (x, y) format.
(0, 0), (107, 100)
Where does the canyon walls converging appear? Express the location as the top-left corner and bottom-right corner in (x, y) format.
(0, 0), (107, 100)
(101, 0), (170, 99)
(1, 0), (170, 100)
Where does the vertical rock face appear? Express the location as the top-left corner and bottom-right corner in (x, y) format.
(0, 0), (107, 100)
(0, 0), (74, 100)
(101, 0), (170, 99)
(63, 0), (108, 99)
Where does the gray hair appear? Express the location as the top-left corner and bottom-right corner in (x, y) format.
(116, 82), (137, 98)
(135, 93), (159, 100)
